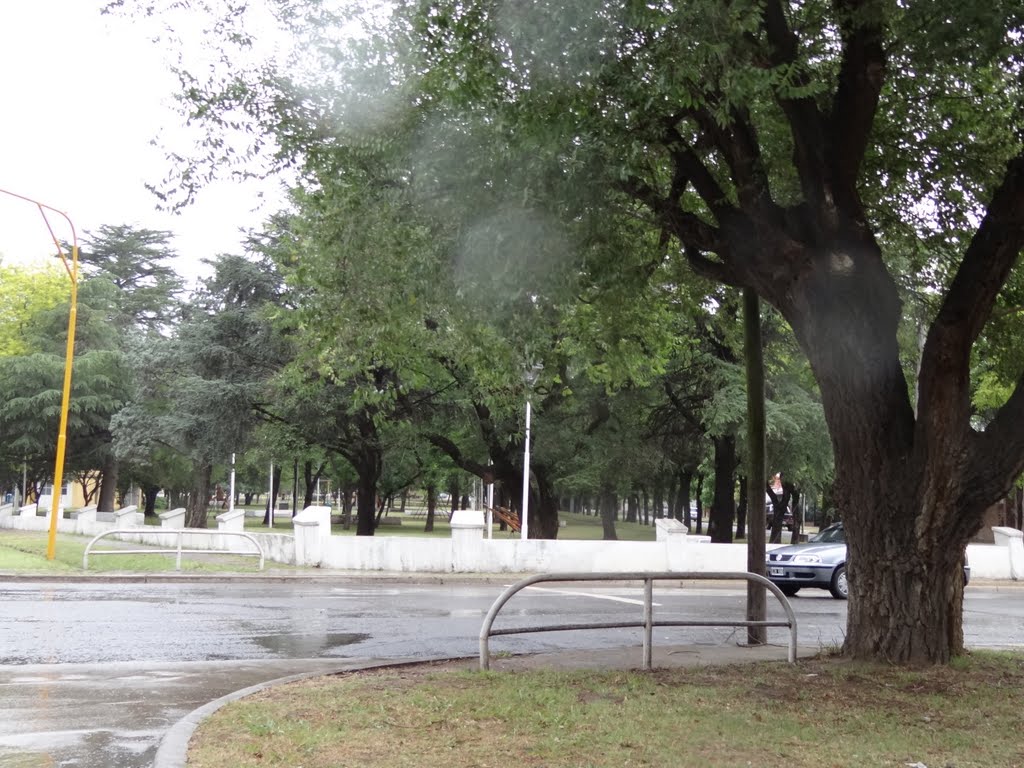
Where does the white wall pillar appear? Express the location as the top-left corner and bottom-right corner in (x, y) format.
(159, 507), (186, 528)
(992, 526), (1024, 581)
(451, 509), (486, 571)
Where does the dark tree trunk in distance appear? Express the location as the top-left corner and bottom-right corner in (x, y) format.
(600, 490), (618, 541)
(736, 475), (748, 540)
(142, 485), (160, 518)
(653, 481), (664, 521)
(710, 434), (737, 542)
(424, 483), (436, 532)
(694, 474), (704, 534)
(261, 464), (283, 526)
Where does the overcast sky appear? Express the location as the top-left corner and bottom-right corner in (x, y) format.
(0, 0), (284, 282)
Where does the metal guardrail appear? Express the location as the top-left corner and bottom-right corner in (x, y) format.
(479, 571), (797, 670)
(82, 529), (265, 571)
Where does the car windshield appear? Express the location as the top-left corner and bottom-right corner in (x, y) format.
(811, 525), (845, 544)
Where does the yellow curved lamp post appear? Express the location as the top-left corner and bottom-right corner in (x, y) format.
(0, 188), (78, 560)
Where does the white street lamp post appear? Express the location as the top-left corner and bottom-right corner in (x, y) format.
(268, 461), (275, 528)
(228, 453), (236, 514)
(486, 461), (494, 540)
(520, 398), (532, 541)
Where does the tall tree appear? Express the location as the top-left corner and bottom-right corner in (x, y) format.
(409, 0), (1024, 664)
(112, 254), (287, 526)
(76, 225), (185, 333)
(75, 225), (185, 508)
(111, 0), (1024, 662)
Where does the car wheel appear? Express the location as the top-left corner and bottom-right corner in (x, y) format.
(780, 586), (800, 597)
(829, 565), (848, 600)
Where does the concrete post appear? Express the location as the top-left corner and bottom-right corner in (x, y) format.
(451, 509), (486, 571)
(159, 508), (186, 528)
(292, 505), (332, 567)
(992, 527), (1024, 581)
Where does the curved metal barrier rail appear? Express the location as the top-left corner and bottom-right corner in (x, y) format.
(82, 529), (265, 571)
(479, 571), (797, 670)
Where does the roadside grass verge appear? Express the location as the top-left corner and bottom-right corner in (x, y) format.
(188, 651), (1024, 768)
(0, 530), (275, 574)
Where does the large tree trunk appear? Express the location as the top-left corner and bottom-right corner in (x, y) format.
(535, 473), (560, 539)
(424, 483), (436, 532)
(735, 475), (748, 540)
(96, 454), (119, 512)
(781, 243), (985, 664)
(185, 462), (212, 528)
(626, 494), (638, 524)
(678, 470), (692, 527)
(355, 459), (380, 536)
(600, 490), (618, 541)
(709, 434), (737, 543)
(142, 485), (160, 518)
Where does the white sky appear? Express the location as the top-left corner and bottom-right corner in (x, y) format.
(0, 0), (285, 283)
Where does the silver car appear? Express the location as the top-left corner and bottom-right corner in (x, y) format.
(766, 522), (849, 599)
(766, 522), (970, 600)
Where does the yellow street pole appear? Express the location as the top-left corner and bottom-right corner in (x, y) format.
(0, 188), (79, 560)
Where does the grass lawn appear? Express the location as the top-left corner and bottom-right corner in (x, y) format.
(0, 530), (275, 574)
(187, 650), (1024, 768)
(228, 509), (662, 541)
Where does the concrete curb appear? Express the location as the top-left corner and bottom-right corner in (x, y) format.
(2, 571), (1020, 588)
(0, 571), (515, 584)
(154, 656), (467, 768)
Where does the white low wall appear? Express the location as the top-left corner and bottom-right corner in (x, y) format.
(318, 512), (721, 574)
(1, 506), (1019, 580)
(0, 510), (294, 566)
(316, 523), (1022, 578)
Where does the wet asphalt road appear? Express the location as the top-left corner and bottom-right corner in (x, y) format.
(0, 579), (1020, 767)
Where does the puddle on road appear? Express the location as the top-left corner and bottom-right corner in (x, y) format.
(253, 632), (370, 656)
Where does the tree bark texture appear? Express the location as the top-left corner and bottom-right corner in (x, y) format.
(600, 490), (618, 540)
(736, 475), (748, 540)
(96, 455), (119, 513)
(710, 434), (737, 543)
(532, 465), (561, 539)
(142, 485), (160, 518)
(186, 462), (212, 528)
(424, 483), (436, 533)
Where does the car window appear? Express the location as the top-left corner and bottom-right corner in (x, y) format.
(811, 524), (845, 543)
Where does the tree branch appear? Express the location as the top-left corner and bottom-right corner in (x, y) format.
(424, 433), (495, 482)
(683, 245), (743, 287)
(829, 0), (887, 208)
(761, 0), (830, 215)
(620, 176), (720, 249)
(970, 368), (1024, 508)
(689, 107), (775, 211)
(665, 124), (730, 213)
(919, 153), (1024, 422)
(939, 154), (1024, 345)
